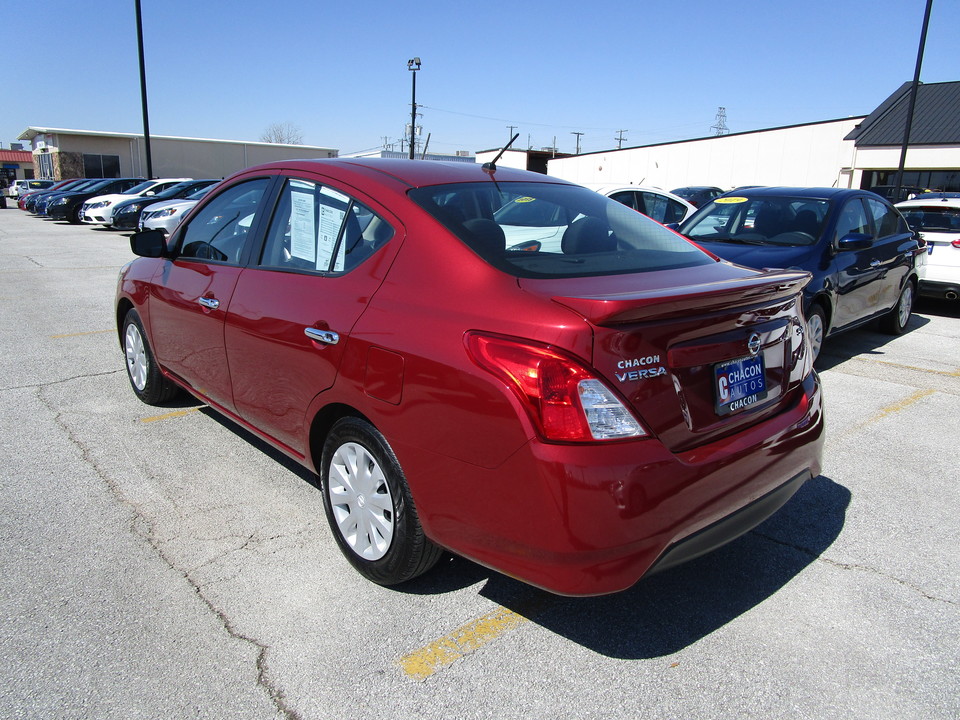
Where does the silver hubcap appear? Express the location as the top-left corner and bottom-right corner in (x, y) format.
(898, 285), (913, 327)
(125, 323), (148, 391)
(806, 313), (824, 361)
(329, 442), (394, 560)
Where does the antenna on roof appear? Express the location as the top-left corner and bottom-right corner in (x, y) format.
(482, 133), (520, 174)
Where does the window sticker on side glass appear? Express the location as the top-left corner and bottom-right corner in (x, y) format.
(317, 202), (346, 271)
(290, 187), (317, 263)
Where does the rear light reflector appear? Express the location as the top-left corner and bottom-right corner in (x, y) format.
(951, 239), (960, 249)
(466, 332), (646, 442)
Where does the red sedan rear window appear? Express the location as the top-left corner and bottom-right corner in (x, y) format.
(409, 182), (712, 278)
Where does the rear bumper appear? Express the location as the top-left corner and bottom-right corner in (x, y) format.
(918, 278), (960, 300)
(406, 372), (824, 596)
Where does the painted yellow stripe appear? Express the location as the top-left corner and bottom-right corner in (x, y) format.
(863, 388), (935, 427)
(399, 604), (533, 680)
(51, 329), (115, 339)
(872, 359), (960, 377)
(140, 407), (201, 423)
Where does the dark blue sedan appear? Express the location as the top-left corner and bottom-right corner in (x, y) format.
(676, 187), (924, 361)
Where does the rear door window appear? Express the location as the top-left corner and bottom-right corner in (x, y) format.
(259, 177), (394, 274)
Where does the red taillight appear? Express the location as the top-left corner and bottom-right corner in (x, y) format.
(951, 239), (960, 249)
(465, 332), (645, 442)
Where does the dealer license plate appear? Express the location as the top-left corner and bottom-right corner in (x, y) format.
(715, 354), (767, 416)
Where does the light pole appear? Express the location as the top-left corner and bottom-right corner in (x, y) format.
(407, 57), (421, 160)
(135, 0), (153, 178)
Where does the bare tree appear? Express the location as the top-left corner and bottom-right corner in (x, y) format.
(259, 122), (304, 144)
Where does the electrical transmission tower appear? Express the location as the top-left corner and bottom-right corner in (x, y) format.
(711, 107), (729, 136)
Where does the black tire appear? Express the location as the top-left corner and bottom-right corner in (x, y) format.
(122, 309), (180, 404)
(320, 417), (442, 586)
(69, 204), (83, 224)
(879, 281), (914, 335)
(805, 304), (827, 364)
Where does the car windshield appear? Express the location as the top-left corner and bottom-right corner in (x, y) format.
(899, 205), (960, 233)
(682, 196), (830, 247)
(409, 181), (712, 278)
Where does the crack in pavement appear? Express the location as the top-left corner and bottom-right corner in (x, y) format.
(34, 379), (304, 720)
(0, 369), (125, 394)
(754, 530), (957, 606)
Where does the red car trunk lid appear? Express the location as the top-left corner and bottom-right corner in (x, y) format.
(521, 267), (812, 452)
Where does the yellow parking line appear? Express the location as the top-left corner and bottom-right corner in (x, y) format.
(863, 388), (935, 427)
(50, 329), (115, 338)
(140, 408), (201, 423)
(399, 603), (536, 681)
(872, 359), (960, 377)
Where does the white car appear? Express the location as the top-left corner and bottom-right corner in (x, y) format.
(7, 179), (56, 198)
(138, 184), (215, 234)
(496, 183), (697, 252)
(82, 178), (189, 227)
(582, 184), (697, 225)
(897, 194), (960, 300)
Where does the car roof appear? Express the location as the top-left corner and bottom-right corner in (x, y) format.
(722, 186), (870, 201)
(239, 158), (573, 190)
(578, 182), (672, 194)
(897, 196), (960, 208)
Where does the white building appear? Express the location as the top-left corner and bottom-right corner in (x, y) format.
(545, 81), (960, 194)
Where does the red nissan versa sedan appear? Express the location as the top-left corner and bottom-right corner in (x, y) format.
(116, 159), (824, 596)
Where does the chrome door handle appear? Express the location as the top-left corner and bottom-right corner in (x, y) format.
(305, 328), (340, 345)
(869, 260), (881, 268)
(198, 297), (220, 310)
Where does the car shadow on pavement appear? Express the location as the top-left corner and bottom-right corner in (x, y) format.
(815, 313), (930, 372)
(193, 404), (850, 658)
(405, 474), (850, 659)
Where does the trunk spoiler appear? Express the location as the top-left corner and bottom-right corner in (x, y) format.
(550, 270), (811, 325)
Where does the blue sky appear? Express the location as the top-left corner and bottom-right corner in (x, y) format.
(4, 0), (958, 157)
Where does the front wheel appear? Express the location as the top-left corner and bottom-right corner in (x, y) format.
(122, 309), (180, 404)
(879, 281), (914, 335)
(805, 304), (826, 364)
(320, 417), (442, 586)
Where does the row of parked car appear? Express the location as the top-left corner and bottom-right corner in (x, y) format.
(13, 176), (219, 233)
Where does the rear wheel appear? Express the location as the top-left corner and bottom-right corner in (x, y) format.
(880, 281), (914, 335)
(320, 417), (442, 586)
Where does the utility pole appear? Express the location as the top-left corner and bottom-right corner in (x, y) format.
(571, 131), (583, 155)
(615, 130), (628, 149)
(507, 125), (517, 144)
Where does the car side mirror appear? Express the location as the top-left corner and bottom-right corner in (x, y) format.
(664, 222), (681, 231)
(130, 229), (168, 258)
(837, 233), (873, 251)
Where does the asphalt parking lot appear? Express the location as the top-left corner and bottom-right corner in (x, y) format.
(1, 207), (957, 720)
